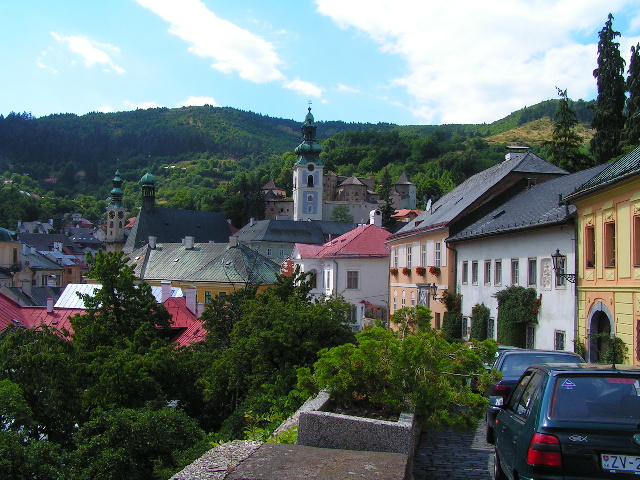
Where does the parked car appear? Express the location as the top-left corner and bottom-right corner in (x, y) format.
(493, 363), (640, 480)
(485, 349), (584, 443)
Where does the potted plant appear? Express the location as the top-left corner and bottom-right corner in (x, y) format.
(429, 266), (441, 276)
(415, 266), (426, 276)
(402, 267), (411, 276)
(389, 267), (398, 276)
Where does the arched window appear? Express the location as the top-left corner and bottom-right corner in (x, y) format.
(309, 269), (318, 289)
(307, 175), (314, 187)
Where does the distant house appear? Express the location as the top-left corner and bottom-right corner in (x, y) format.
(448, 164), (607, 350)
(127, 240), (281, 306)
(386, 148), (567, 329)
(291, 216), (390, 331)
(566, 145), (640, 365)
(232, 218), (358, 264)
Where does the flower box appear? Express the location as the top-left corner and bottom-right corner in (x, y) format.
(389, 268), (398, 276)
(415, 266), (426, 276)
(429, 266), (441, 276)
(402, 267), (411, 276)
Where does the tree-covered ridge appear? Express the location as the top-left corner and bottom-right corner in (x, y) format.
(0, 99), (595, 230)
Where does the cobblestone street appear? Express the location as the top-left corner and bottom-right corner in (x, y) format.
(413, 421), (493, 480)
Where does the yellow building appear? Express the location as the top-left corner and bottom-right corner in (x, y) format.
(567, 147), (640, 365)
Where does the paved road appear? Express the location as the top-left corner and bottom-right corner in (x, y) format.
(412, 420), (494, 480)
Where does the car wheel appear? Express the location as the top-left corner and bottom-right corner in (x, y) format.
(486, 423), (494, 444)
(493, 448), (507, 480)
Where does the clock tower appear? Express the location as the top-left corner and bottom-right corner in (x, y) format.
(105, 169), (126, 252)
(293, 106), (324, 221)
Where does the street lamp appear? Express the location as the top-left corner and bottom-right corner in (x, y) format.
(551, 249), (576, 283)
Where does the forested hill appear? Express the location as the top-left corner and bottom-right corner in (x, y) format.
(0, 99), (594, 229)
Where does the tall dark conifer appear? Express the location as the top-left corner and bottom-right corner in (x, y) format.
(620, 43), (640, 151)
(590, 13), (626, 164)
(378, 167), (396, 231)
(545, 88), (590, 172)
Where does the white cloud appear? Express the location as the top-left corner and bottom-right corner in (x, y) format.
(96, 105), (114, 113)
(50, 32), (125, 74)
(177, 96), (219, 107)
(337, 83), (360, 94)
(135, 0), (285, 83)
(283, 78), (323, 97)
(315, 0), (635, 124)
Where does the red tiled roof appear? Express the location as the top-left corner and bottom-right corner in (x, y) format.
(0, 292), (203, 345)
(296, 224), (390, 259)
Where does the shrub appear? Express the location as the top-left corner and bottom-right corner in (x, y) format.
(469, 303), (490, 341)
(493, 286), (540, 347)
(440, 290), (463, 341)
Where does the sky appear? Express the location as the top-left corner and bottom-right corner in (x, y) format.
(2, 0), (640, 126)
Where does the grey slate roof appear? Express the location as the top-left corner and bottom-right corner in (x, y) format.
(233, 219), (357, 245)
(449, 164), (608, 242)
(128, 242), (281, 285)
(0, 286), (65, 307)
(391, 152), (567, 238)
(567, 145), (640, 200)
(17, 233), (85, 255)
(123, 206), (232, 253)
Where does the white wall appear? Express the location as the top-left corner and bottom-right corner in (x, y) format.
(454, 225), (576, 351)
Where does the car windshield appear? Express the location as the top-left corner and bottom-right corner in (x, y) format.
(499, 353), (580, 377)
(549, 374), (640, 423)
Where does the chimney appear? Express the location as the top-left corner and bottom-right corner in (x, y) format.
(250, 217), (255, 226)
(46, 297), (54, 314)
(370, 209), (382, 227)
(184, 236), (195, 250)
(21, 279), (32, 297)
(504, 145), (529, 161)
(161, 280), (172, 303)
(196, 302), (205, 318)
(186, 287), (197, 314)
(148, 236), (157, 249)
(229, 236), (238, 247)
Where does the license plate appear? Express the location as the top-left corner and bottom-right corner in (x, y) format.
(602, 454), (640, 474)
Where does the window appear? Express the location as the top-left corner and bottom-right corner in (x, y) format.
(554, 330), (566, 351)
(324, 270), (330, 290)
(307, 175), (314, 187)
(511, 259), (519, 285)
(392, 247), (399, 268)
(434, 312), (441, 330)
(266, 247), (272, 257)
(67, 268), (72, 275)
(307, 205), (313, 214)
(462, 317), (469, 339)
(526, 324), (535, 349)
(528, 258), (537, 286)
(487, 317), (495, 340)
(421, 244), (427, 267)
(494, 260), (502, 286)
(513, 373), (544, 418)
(435, 242), (441, 267)
(393, 291), (397, 311)
(484, 260), (491, 285)
(462, 261), (469, 284)
(472, 261), (478, 285)
(309, 269), (318, 289)
(604, 221), (615, 267)
(349, 305), (358, 324)
(401, 292), (406, 308)
(407, 245), (412, 268)
(218, 292), (226, 301)
(346, 271), (359, 289)
(635, 216), (640, 266)
(279, 249), (285, 258)
(585, 225), (595, 268)
(411, 292), (416, 307)
(204, 291), (212, 304)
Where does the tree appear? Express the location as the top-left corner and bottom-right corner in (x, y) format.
(440, 290), (463, 341)
(590, 13), (626, 164)
(545, 88), (591, 172)
(329, 205), (354, 223)
(377, 167), (396, 231)
(71, 250), (172, 352)
(621, 43), (640, 151)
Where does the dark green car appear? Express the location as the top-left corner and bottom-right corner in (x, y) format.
(493, 363), (640, 480)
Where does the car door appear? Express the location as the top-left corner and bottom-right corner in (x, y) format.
(495, 369), (545, 478)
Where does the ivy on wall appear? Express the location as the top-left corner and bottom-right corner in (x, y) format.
(470, 303), (490, 341)
(493, 286), (541, 347)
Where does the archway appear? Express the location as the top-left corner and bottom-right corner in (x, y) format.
(587, 301), (613, 363)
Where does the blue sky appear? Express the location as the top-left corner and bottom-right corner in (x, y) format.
(2, 0), (640, 125)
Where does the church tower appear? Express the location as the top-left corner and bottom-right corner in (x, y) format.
(105, 169), (126, 252)
(293, 106), (324, 221)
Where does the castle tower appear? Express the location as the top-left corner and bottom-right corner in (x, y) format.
(105, 169), (126, 252)
(293, 106), (324, 221)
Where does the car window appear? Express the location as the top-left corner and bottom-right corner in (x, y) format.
(514, 372), (544, 417)
(500, 353), (580, 377)
(506, 370), (534, 411)
(550, 375), (640, 423)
